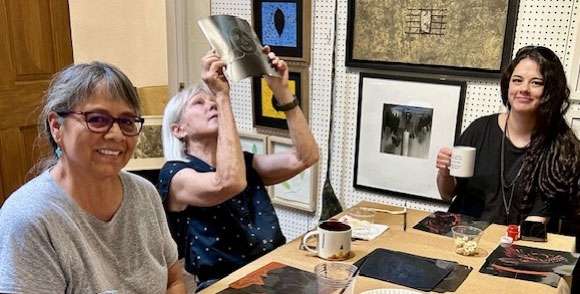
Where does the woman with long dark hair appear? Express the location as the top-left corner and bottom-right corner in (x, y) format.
(436, 46), (580, 229)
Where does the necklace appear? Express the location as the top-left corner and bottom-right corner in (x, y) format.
(500, 112), (526, 224)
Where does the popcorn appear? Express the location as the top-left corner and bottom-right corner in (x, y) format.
(455, 236), (477, 256)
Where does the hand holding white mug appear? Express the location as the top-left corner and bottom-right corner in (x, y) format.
(449, 146), (476, 177)
(437, 146), (476, 178)
(436, 147), (453, 177)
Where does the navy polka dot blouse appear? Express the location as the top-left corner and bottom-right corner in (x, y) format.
(158, 152), (286, 282)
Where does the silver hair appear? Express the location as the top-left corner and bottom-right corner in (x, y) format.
(34, 61), (141, 172)
(162, 82), (213, 162)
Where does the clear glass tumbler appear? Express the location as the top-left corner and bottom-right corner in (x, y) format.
(314, 262), (357, 294)
(347, 207), (377, 238)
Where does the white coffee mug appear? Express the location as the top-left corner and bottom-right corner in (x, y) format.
(449, 146), (476, 177)
(302, 221), (351, 260)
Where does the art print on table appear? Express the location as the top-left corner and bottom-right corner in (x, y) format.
(413, 211), (490, 237)
(218, 262), (317, 294)
(238, 131), (267, 154)
(345, 0), (519, 78)
(125, 115), (165, 171)
(480, 244), (578, 287)
(354, 73), (466, 202)
(252, 65), (309, 131)
(253, 0), (311, 63)
(267, 136), (317, 212)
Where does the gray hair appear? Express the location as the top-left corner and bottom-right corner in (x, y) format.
(35, 61), (141, 171)
(162, 83), (213, 162)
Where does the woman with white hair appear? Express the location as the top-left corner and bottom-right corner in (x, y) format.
(158, 48), (319, 292)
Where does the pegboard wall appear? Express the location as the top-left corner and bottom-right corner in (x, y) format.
(211, 0), (580, 241)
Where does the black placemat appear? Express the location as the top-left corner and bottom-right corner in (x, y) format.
(218, 262), (317, 294)
(480, 244), (579, 287)
(413, 211), (490, 237)
(353, 248), (464, 292)
(432, 263), (473, 293)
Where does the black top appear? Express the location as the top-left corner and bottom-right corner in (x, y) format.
(158, 152), (286, 282)
(448, 114), (548, 225)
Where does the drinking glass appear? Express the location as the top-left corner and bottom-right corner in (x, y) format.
(314, 262), (357, 294)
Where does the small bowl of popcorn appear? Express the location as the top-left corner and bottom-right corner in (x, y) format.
(452, 225), (483, 256)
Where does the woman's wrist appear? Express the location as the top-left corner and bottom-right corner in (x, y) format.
(272, 96), (299, 112)
(272, 88), (293, 104)
(438, 169), (453, 179)
(214, 92), (231, 104)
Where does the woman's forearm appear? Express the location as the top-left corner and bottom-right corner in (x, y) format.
(166, 262), (186, 294)
(273, 87), (318, 167)
(437, 171), (456, 202)
(214, 93), (246, 192)
(285, 106), (319, 167)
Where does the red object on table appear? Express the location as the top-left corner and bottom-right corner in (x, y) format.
(507, 225), (519, 241)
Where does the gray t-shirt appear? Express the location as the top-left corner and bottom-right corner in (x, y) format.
(0, 170), (178, 294)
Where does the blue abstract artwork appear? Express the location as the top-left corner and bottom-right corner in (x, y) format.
(261, 2), (297, 47)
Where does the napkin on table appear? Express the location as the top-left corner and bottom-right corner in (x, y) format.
(338, 215), (389, 240)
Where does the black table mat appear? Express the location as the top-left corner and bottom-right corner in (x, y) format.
(218, 262), (317, 294)
(480, 244), (579, 287)
(354, 248), (471, 292)
(432, 263), (472, 293)
(413, 211), (490, 237)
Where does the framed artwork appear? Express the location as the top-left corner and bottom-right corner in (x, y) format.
(354, 73), (466, 202)
(252, 65), (309, 131)
(267, 136), (318, 212)
(568, 19), (580, 101)
(568, 109), (580, 139)
(252, 0), (311, 63)
(238, 131), (268, 154)
(125, 115), (166, 171)
(345, 0), (519, 78)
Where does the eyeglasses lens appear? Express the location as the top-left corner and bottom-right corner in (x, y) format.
(85, 113), (142, 136)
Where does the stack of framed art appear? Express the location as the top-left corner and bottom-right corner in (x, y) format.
(251, 0), (311, 131)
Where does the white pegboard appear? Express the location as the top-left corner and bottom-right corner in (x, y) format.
(332, 0), (580, 216)
(211, 0), (580, 241)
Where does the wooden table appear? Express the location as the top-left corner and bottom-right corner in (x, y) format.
(201, 201), (575, 293)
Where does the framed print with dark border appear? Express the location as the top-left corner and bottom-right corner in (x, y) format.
(253, 65), (309, 131)
(345, 0), (519, 78)
(252, 0), (311, 63)
(267, 136), (318, 212)
(125, 115), (166, 171)
(354, 73), (466, 202)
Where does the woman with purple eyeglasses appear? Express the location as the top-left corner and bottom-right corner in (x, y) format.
(0, 62), (186, 294)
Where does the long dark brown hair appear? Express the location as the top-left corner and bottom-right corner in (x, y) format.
(501, 46), (580, 217)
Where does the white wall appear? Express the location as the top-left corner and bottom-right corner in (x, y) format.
(68, 0), (168, 88)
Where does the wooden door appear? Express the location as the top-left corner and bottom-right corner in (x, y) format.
(0, 0), (73, 205)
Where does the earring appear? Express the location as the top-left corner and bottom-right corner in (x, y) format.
(55, 146), (63, 158)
